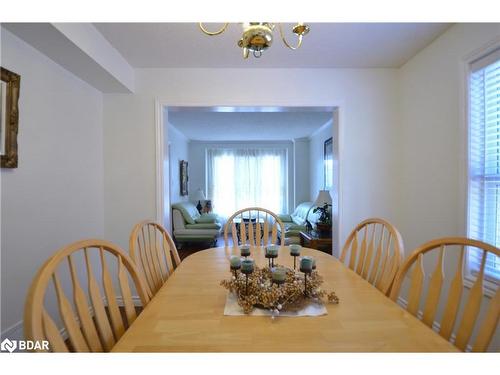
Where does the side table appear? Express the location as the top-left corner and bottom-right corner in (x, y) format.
(299, 231), (333, 255)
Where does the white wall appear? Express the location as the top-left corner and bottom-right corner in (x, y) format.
(293, 138), (310, 206)
(0, 28), (104, 336)
(102, 68), (400, 251)
(167, 123), (189, 205)
(188, 140), (294, 213)
(397, 23), (500, 351)
(309, 122), (334, 202)
(398, 23), (500, 252)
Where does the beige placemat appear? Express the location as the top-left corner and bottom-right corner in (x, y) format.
(223, 292), (328, 317)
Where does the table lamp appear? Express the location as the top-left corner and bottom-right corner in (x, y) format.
(314, 190), (332, 207)
(314, 190), (332, 235)
(194, 188), (206, 213)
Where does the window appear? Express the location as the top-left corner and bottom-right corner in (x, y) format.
(206, 148), (287, 218)
(468, 49), (500, 280)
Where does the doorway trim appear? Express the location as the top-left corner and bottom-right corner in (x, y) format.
(154, 100), (345, 256)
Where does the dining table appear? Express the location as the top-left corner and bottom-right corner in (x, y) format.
(112, 246), (458, 352)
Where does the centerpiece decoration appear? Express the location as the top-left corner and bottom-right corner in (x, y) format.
(221, 244), (339, 317)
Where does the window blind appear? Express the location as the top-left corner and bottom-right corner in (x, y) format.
(468, 49), (500, 280)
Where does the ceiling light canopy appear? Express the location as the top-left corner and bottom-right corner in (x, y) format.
(198, 22), (310, 59)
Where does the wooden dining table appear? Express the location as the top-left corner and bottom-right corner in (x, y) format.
(112, 246), (458, 352)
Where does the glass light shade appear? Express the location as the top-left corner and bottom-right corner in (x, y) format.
(314, 190), (332, 207)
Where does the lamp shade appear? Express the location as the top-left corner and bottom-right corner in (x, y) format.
(194, 188), (206, 201)
(314, 190), (332, 207)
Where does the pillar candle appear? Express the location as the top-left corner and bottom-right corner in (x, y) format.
(240, 244), (251, 257)
(230, 255), (241, 268)
(241, 259), (255, 273)
(300, 256), (313, 272)
(271, 267), (287, 282)
(265, 245), (279, 257)
(289, 244), (301, 256)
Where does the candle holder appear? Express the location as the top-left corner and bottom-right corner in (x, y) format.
(300, 256), (314, 296)
(273, 279), (285, 287)
(289, 245), (301, 271)
(265, 245), (279, 268)
(300, 267), (312, 296)
(230, 264), (241, 279)
(271, 267), (287, 287)
(240, 245), (251, 259)
(229, 255), (242, 279)
(221, 262), (340, 316)
(240, 259), (255, 295)
(265, 252), (278, 268)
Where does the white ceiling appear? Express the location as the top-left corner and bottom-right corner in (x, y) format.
(94, 23), (450, 68)
(168, 110), (333, 141)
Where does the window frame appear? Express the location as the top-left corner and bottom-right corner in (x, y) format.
(462, 39), (500, 297)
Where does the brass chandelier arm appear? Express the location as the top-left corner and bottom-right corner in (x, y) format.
(198, 22), (229, 36)
(278, 23), (303, 50)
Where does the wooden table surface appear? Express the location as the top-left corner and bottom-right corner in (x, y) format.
(113, 246), (458, 352)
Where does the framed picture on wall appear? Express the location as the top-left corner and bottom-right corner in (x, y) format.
(180, 160), (188, 196)
(324, 137), (333, 191)
(1, 67), (20, 168)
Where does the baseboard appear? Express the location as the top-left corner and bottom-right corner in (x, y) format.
(1, 320), (24, 341)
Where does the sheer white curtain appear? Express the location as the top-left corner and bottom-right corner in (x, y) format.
(207, 148), (287, 219)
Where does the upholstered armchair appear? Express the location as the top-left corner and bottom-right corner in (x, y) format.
(172, 202), (222, 248)
(277, 202), (319, 245)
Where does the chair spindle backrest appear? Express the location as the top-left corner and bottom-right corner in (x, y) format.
(390, 237), (499, 352)
(340, 218), (404, 296)
(224, 207), (285, 247)
(129, 220), (181, 298)
(24, 239), (150, 352)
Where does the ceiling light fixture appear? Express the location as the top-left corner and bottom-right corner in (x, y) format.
(198, 22), (310, 59)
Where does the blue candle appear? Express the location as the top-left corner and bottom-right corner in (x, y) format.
(230, 255), (241, 269)
(241, 259), (255, 273)
(289, 244), (301, 256)
(272, 267), (287, 282)
(300, 256), (313, 272)
(240, 244), (251, 257)
(265, 245), (279, 257)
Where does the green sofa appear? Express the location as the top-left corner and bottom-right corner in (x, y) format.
(277, 202), (319, 245)
(172, 202), (222, 248)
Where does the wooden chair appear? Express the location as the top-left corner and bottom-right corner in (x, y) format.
(129, 220), (181, 298)
(340, 218), (404, 296)
(390, 237), (499, 352)
(224, 207), (285, 247)
(24, 239), (150, 352)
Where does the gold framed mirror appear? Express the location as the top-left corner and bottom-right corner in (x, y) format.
(1, 67), (20, 168)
